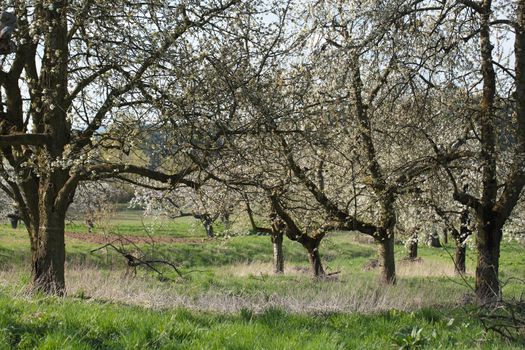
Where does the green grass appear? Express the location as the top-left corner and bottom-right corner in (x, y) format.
(66, 213), (209, 237)
(0, 211), (524, 349)
(0, 292), (520, 349)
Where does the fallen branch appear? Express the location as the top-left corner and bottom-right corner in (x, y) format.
(326, 270), (341, 276)
(91, 238), (183, 279)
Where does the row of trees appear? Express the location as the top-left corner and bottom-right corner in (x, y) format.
(0, 0), (523, 305)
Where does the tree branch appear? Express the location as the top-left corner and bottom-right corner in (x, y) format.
(457, 0), (483, 14)
(0, 133), (51, 146)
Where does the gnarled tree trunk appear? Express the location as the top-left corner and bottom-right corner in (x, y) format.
(269, 195), (326, 278)
(26, 168), (71, 295)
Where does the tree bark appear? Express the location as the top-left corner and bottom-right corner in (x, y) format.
(455, 242), (466, 275)
(271, 232), (284, 274)
(307, 246), (325, 277)
(379, 234), (396, 284)
(475, 217), (502, 303)
(407, 235), (418, 259)
(25, 166), (71, 295)
(25, 0), (69, 295)
(377, 198), (397, 284)
(31, 211), (66, 295)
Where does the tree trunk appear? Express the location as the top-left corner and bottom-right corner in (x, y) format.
(9, 216), (18, 229)
(379, 234), (396, 284)
(268, 195), (325, 278)
(443, 228), (448, 244)
(244, 196), (257, 234)
(31, 211), (66, 295)
(475, 0), (500, 305)
(221, 212), (231, 230)
(271, 232), (284, 274)
(307, 246), (324, 277)
(202, 217), (215, 238)
(24, 166), (72, 296)
(407, 234), (418, 259)
(475, 221), (502, 304)
(427, 231), (442, 248)
(455, 242), (466, 275)
(455, 207), (470, 275)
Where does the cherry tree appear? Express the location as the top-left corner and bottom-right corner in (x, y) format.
(257, 0), (470, 284)
(131, 181), (240, 238)
(0, 0), (242, 294)
(397, 0), (525, 303)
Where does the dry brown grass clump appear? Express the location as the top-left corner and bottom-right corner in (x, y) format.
(397, 258), (471, 278)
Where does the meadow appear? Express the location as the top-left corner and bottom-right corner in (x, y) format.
(0, 211), (523, 349)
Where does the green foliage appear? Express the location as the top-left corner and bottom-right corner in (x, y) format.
(392, 327), (429, 349)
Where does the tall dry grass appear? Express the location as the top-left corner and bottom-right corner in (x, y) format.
(0, 257), (471, 314)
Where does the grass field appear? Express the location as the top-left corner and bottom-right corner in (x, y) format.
(65, 210), (211, 237)
(0, 210), (523, 349)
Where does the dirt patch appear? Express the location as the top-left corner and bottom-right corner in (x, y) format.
(65, 232), (207, 245)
